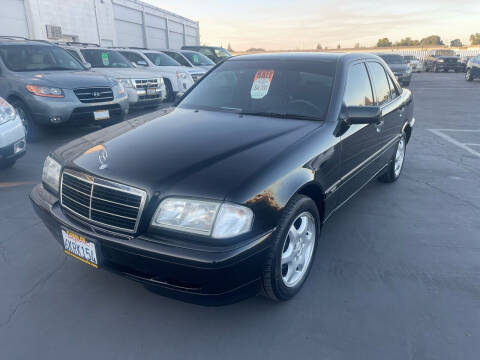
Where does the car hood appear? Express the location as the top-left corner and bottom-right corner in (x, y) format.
(54, 108), (322, 201)
(14, 70), (115, 89)
(437, 56), (459, 61)
(388, 64), (410, 72)
(90, 68), (159, 79)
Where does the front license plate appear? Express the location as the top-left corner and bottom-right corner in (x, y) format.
(94, 110), (110, 121)
(147, 88), (157, 96)
(62, 229), (98, 268)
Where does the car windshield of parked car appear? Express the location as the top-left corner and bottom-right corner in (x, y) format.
(0, 45), (85, 72)
(379, 55), (404, 64)
(404, 56), (417, 61)
(182, 51), (215, 66)
(80, 49), (132, 68)
(214, 48), (232, 59)
(179, 59), (336, 120)
(436, 50), (456, 56)
(145, 52), (181, 66)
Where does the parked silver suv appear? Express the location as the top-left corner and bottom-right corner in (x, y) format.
(0, 38), (129, 141)
(62, 44), (167, 107)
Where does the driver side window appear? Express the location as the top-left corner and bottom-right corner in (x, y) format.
(344, 63), (374, 107)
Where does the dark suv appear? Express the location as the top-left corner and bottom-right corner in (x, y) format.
(465, 55), (480, 81)
(0, 38), (129, 141)
(424, 49), (465, 72)
(181, 46), (231, 64)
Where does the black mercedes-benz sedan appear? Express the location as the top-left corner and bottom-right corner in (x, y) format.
(31, 53), (415, 303)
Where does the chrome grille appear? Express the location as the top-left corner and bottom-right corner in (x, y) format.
(74, 87), (114, 103)
(133, 79), (160, 89)
(60, 169), (146, 233)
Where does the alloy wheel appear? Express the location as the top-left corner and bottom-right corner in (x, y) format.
(394, 137), (406, 177)
(281, 212), (316, 287)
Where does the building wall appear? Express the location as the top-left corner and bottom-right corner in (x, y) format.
(4, 0), (199, 49)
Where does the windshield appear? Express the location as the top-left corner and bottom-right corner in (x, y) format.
(404, 56), (416, 61)
(379, 55), (404, 64)
(179, 59), (336, 120)
(0, 45), (84, 72)
(435, 50), (456, 56)
(80, 49), (132, 68)
(214, 48), (232, 59)
(145, 52), (181, 66)
(182, 51), (215, 66)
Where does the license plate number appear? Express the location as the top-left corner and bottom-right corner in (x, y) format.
(62, 229), (98, 268)
(147, 88), (157, 96)
(94, 110), (110, 120)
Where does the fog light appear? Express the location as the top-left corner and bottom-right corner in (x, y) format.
(49, 116), (62, 124)
(14, 139), (26, 154)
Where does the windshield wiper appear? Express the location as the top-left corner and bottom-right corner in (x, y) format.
(240, 111), (323, 121)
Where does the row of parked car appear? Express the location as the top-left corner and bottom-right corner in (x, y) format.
(0, 36), (232, 146)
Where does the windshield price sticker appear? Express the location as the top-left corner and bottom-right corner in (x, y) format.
(101, 52), (110, 66)
(251, 70), (275, 99)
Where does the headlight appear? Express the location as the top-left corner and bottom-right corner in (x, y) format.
(151, 198), (253, 238)
(42, 156), (62, 193)
(176, 71), (189, 80)
(116, 81), (126, 95)
(26, 85), (64, 98)
(437, 59), (445, 63)
(119, 79), (133, 88)
(0, 97), (16, 125)
(157, 78), (165, 85)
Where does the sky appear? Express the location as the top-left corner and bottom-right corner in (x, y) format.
(144, 0), (480, 51)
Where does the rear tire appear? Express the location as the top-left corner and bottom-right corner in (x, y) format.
(262, 194), (320, 302)
(9, 99), (43, 142)
(379, 135), (406, 183)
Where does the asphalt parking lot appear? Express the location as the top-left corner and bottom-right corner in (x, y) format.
(1, 73), (479, 359)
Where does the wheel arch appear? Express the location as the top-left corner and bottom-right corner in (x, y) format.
(296, 182), (326, 224)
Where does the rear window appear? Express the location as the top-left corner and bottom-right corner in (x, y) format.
(0, 45), (84, 72)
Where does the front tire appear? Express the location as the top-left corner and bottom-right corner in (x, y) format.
(379, 135), (406, 183)
(9, 99), (43, 142)
(262, 194), (320, 301)
(465, 69), (474, 81)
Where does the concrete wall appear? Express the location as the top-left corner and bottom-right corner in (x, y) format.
(4, 0), (199, 49)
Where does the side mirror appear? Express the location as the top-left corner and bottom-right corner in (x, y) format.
(344, 106), (382, 125)
(83, 62), (92, 70)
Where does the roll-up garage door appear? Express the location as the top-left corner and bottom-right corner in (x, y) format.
(1, 0), (29, 38)
(145, 14), (167, 49)
(113, 4), (144, 48)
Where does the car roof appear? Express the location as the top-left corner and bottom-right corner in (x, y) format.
(229, 52), (379, 63)
(0, 38), (56, 47)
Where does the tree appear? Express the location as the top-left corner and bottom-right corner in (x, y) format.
(420, 35), (444, 46)
(395, 37), (420, 46)
(227, 43), (234, 52)
(316, 43), (323, 50)
(450, 39), (463, 47)
(337, 44), (341, 49)
(470, 33), (480, 45)
(377, 38), (392, 47)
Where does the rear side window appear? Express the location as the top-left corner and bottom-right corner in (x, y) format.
(66, 49), (82, 62)
(368, 62), (391, 105)
(343, 63), (374, 107)
(386, 74), (399, 99)
(164, 51), (190, 67)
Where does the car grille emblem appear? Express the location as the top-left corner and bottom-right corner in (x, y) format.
(93, 91), (101, 97)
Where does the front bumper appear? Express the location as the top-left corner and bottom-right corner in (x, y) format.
(29, 93), (129, 126)
(30, 184), (274, 304)
(436, 63), (465, 71)
(126, 86), (166, 107)
(0, 116), (26, 161)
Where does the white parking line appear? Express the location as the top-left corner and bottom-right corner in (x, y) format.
(428, 129), (480, 158)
